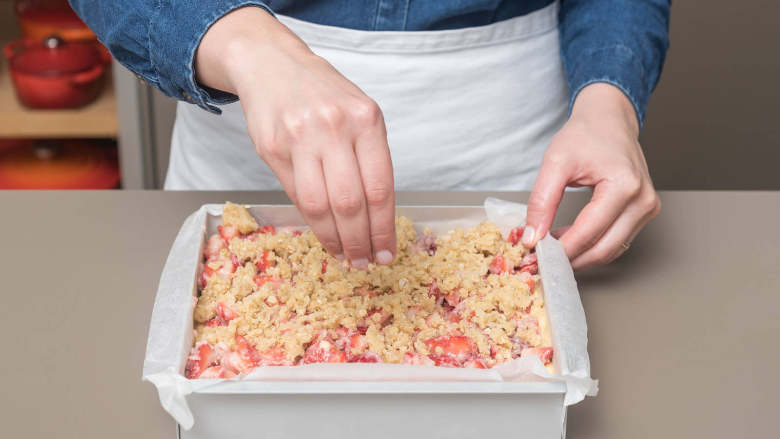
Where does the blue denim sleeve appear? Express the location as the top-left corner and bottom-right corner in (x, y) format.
(69, 0), (273, 114)
(559, 0), (670, 126)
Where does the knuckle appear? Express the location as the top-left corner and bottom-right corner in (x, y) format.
(617, 171), (643, 198)
(364, 184), (392, 207)
(317, 103), (346, 129)
(281, 113), (307, 140)
(649, 194), (662, 217)
(332, 192), (364, 217)
(298, 195), (330, 219)
(342, 242), (368, 257)
(350, 99), (382, 127)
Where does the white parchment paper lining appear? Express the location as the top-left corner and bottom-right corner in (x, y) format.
(143, 198), (598, 429)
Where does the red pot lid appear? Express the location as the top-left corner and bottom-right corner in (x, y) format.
(15, 0), (87, 28)
(0, 140), (120, 189)
(8, 37), (101, 76)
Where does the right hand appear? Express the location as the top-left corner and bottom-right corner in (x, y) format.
(196, 7), (396, 269)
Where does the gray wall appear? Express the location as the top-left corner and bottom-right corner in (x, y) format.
(641, 0), (780, 189)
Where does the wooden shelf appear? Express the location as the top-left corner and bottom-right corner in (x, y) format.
(0, 51), (118, 139)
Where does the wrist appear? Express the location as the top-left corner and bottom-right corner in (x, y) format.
(571, 83), (639, 137)
(196, 6), (309, 96)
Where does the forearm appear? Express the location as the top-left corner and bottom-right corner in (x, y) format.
(559, 0), (671, 126)
(69, 0), (274, 114)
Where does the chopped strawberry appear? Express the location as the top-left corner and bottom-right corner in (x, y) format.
(507, 226), (525, 246)
(255, 250), (272, 273)
(218, 224), (239, 242)
(444, 290), (460, 307)
(354, 286), (377, 298)
(216, 302), (237, 323)
(489, 254), (509, 275)
(204, 234), (226, 259)
(221, 335), (259, 375)
(254, 275), (281, 289)
(363, 308), (392, 328)
(256, 346), (293, 366)
(517, 253), (538, 275)
(303, 335), (347, 364)
(412, 234), (437, 255)
(428, 355), (461, 367)
(349, 352), (382, 363)
(345, 333), (368, 359)
(428, 280), (444, 306)
(403, 352), (436, 366)
(184, 342), (218, 379)
(521, 347), (554, 365)
(424, 335), (477, 366)
(198, 366), (236, 379)
(463, 358), (488, 369)
(321, 258), (328, 274)
(258, 225), (276, 234)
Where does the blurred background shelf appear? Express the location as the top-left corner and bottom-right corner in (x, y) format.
(0, 56), (118, 138)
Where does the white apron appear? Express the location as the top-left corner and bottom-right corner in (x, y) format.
(165, 2), (568, 190)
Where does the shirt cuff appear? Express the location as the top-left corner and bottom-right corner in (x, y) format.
(564, 44), (649, 127)
(149, 1), (274, 114)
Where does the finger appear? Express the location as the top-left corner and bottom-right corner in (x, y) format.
(291, 148), (343, 257)
(354, 124), (396, 265)
(523, 153), (573, 249)
(558, 181), (638, 261)
(322, 143), (372, 269)
(569, 202), (654, 271)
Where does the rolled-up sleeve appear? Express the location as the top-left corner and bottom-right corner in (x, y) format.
(70, 0), (273, 114)
(559, 0), (671, 126)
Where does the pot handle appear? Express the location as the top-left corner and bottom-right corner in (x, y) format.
(70, 64), (105, 86)
(3, 40), (34, 61)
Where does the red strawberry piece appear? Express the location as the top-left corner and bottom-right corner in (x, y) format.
(258, 225), (276, 234)
(427, 355), (461, 367)
(490, 344), (499, 359)
(256, 346), (293, 366)
(517, 253), (538, 275)
(507, 226), (524, 246)
(216, 302), (238, 324)
(255, 250), (272, 273)
(204, 234), (226, 260)
(489, 254), (509, 275)
(463, 358), (488, 369)
(254, 275), (281, 289)
(221, 335), (259, 375)
(218, 258), (236, 277)
(428, 280), (444, 306)
(412, 234), (437, 255)
(198, 366), (236, 379)
(521, 347), (554, 365)
(424, 335), (477, 366)
(349, 352), (382, 363)
(321, 258), (328, 274)
(354, 286), (377, 298)
(184, 342), (218, 379)
(303, 334), (347, 364)
(364, 308), (392, 328)
(403, 352), (436, 366)
(218, 224), (239, 242)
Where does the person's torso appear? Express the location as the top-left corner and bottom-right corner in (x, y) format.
(268, 0), (554, 31)
(165, 2), (568, 191)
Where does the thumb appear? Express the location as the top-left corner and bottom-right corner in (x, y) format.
(523, 157), (570, 248)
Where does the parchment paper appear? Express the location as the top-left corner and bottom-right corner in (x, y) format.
(143, 198), (597, 429)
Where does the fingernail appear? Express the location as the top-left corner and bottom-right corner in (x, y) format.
(375, 250), (393, 265)
(335, 253), (344, 260)
(521, 226), (536, 247)
(350, 258), (368, 270)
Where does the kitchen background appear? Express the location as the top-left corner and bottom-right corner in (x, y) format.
(0, 0), (778, 190)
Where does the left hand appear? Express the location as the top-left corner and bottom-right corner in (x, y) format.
(522, 83), (661, 270)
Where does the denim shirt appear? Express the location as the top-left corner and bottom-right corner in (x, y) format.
(70, 0), (670, 125)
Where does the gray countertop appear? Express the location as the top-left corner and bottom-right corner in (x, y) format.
(1, 191), (778, 438)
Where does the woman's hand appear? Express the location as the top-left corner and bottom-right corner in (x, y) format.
(522, 83), (661, 270)
(196, 7), (396, 269)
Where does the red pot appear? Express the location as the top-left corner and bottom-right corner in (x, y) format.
(15, 0), (96, 42)
(4, 37), (105, 109)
